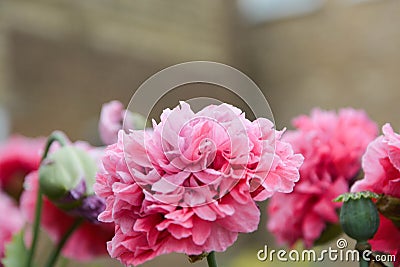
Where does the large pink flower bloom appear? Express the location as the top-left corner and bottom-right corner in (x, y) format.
(95, 102), (303, 266)
(268, 108), (378, 247)
(20, 172), (114, 261)
(351, 123), (400, 262)
(0, 135), (44, 197)
(0, 191), (24, 263)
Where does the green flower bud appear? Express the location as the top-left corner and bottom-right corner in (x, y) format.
(336, 192), (380, 242)
(39, 146), (97, 201)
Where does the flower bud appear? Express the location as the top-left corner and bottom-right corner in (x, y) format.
(39, 146), (97, 201)
(336, 192), (380, 242)
(72, 194), (106, 223)
(51, 179), (106, 222)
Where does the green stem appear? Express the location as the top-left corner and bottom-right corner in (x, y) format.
(45, 218), (83, 267)
(41, 131), (68, 162)
(26, 131), (67, 267)
(26, 188), (43, 267)
(360, 257), (368, 267)
(207, 251), (218, 267)
(356, 241), (370, 267)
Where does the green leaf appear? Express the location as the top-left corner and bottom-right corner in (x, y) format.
(2, 231), (29, 267)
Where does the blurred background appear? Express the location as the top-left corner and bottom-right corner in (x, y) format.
(0, 0), (399, 266)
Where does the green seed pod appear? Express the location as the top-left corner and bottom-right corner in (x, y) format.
(339, 194), (380, 242)
(39, 146), (97, 200)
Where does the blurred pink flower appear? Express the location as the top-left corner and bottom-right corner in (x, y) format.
(268, 108), (378, 247)
(99, 100), (147, 145)
(20, 172), (114, 261)
(99, 101), (125, 145)
(95, 102), (303, 266)
(0, 191), (24, 263)
(0, 135), (44, 196)
(351, 123), (400, 262)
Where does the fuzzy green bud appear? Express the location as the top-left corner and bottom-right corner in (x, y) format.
(39, 146), (97, 201)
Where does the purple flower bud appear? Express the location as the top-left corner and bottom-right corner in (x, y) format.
(53, 179), (106, 223)
(73, 195), (106, 223)
(52, 179), (86, 210)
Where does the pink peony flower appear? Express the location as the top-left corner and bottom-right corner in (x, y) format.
(351, 123), (400, 262)
(0, 191), (24, 263)
(352, 123), (400, 197)
(20, 172), (114, 261)
(268, 108), (378, 247)
(95, 102), (303, 266)
(0, 135), (44, 197)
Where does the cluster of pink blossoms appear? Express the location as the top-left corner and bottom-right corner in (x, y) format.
(2, 98), (400, 267)
(95, 102), (304, 266)
(267, 108), (378, 247)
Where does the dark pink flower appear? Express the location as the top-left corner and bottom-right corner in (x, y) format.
(0, 191), (24, 262)
(351, 123), (400, 261)
(20, 172), (114, 261)
(367, 215), (400, 266)
(268, 108), (378, 247)
(0, 136), (44, 198)
(95, 102), (303, 266)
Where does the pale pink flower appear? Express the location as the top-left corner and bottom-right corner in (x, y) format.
(351, 123), (400, 261)
(98, 100), (147, 145)
(95, 102), (303, 266)
(0, 191), (24, 262)
(268, 108), (378, 247)
(20, 172), (114, 261)
(99, 101), (125, 145)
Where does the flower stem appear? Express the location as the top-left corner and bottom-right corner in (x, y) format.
(45, 218), (83, 267)
(40, 131), (68, 162)
(356, 241), (370, 267)
(207, 251), (218, 267)
(26, 131), (67, 267)
(360, 257), (369, 267)
(26, 188), (43, 267)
